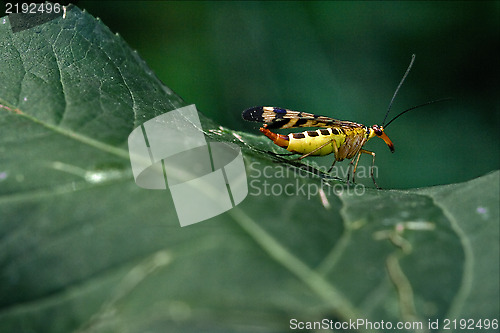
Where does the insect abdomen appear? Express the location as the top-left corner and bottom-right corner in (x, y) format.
(260, 126), (370, 160)
(287, 128), (345, 156)
(259, 127), (289, 148)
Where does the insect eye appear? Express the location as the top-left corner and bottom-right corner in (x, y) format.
(372, 126), (383, 136)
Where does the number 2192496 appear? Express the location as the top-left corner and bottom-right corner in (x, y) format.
(442, 318), (498, 330)
(5, 2), (61, 14)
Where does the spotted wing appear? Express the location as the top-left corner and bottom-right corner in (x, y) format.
(242, 106), (360, 129)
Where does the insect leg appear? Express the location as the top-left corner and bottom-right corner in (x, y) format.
(327, 140), (340, 172)
(359, 149), (380, 189)
(297, 138), (337, 160)
(352, 150), (364, 183)
(327, 160), (337, 173)
(346, 159), (354, 186)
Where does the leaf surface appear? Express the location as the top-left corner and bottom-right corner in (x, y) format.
(0, 6), (498, 333)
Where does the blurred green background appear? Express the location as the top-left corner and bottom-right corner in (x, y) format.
(4, 1), (498, 188)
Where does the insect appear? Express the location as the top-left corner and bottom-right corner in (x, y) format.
(242, 55), (446, 188)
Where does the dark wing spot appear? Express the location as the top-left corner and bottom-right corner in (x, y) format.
(319, 129), (330, 135)
(292, 133), (306, 139)
(295, 119), (308, 127)
(266, 119), (291, 129)
(242, 107), (264, 122)
(331, 128), (340, 135)
(307, 131), (319, 137)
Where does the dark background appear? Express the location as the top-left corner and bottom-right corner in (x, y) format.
(3, 1), (499, 188)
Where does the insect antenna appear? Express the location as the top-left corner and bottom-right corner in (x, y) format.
(382, 54), (416, 127)
(383, 97), (452, 128)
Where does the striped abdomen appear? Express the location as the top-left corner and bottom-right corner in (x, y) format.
(260, 126), (369, 161)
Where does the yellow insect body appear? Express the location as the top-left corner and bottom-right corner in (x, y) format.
(245, 106), (394, 187)
(287, 128), (346, 156)
(287, 126), (376, 160)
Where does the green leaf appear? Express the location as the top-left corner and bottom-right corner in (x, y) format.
(1, 5), (498, 333)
